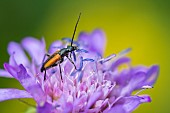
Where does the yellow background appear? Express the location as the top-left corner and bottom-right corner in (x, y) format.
(0, 1), (169, 113)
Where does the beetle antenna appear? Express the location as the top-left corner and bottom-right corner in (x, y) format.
(71, 13), (81, 46)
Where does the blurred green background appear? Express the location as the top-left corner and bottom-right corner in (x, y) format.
(0, 0), (169, 113)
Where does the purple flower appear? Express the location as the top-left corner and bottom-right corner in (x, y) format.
(0, 29), (159, 113)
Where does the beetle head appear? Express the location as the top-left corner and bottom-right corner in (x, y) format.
(67, 45), (78, 51)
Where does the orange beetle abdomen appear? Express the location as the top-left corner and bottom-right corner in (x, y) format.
(44, 54), (61, 69)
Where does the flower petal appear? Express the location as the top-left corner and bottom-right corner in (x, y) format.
(130, 65), (159, 91)
(78, 29), (106, 56)
(78, 32), (89, 46)
(9, 53), (18, 67)
(4, 63), (19, 79)
(105, 95), (151, 113)
(63, 102), (73, 113)
(8, 42), (29, 66)
(48, 40), (63, 54)
(4, 63), (46, 105)
(145, 65), (159, 86)
(138, 95), (151, 103)
(0, 89), (32, 102)
(0, 69), (13, 78)
(90, 29), (106, 56)
(21, 37), (46, 65)
(73, 95), (88, 112)
(121, 95), (151, 112)
(37, 102), (55, 113)
(120, 71), (146, 96)
(110, 57), (131, 71)
(103, 105), (126, 113)
(86, 88), (103, 109)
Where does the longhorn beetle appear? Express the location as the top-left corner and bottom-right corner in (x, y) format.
(41, 13), (81, 81)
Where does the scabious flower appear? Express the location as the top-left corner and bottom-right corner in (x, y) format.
(0, 29), (159, 113)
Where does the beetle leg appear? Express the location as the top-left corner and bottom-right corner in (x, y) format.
(51, 62), (59, 67)
(44, 60), (59, 81)
(44, 69), (47, 81)
(42, 53), (50, 63)
(46, 53), (50, 56)
(59, 63), (63, 81)
(66, 55), (77, 70)
(70, 52), (72, 60)
(50, 59), (63, 81)
(69, 51), (76, 62)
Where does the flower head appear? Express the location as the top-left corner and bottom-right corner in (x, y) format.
(0, 29), (159, 113)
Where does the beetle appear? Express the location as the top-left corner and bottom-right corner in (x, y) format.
(41, 13), (81, 81)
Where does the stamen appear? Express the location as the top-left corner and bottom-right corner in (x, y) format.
(135, 85), (153, 95)
(86, 73), (94, 82)
(77, 56), (83, 71)
(70, 70), (78, 76)
(76, 49), (88, 53)
(72, 51), (76, 62)
(118, 48), (131, 56)
(99, 54), (116, 64)
(142, 85), (153, 89)
(78, 71), (84, 82)
(107, 100), (111, 109)
(55, 104), (60, 108)
(51, 69), (57, 74)
(83, 58), (94, 62)
(64, 73), (74, 85)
